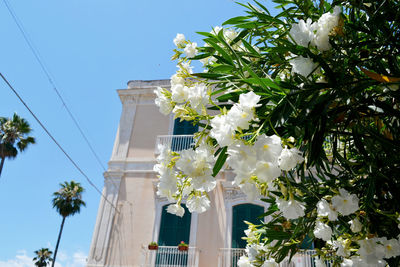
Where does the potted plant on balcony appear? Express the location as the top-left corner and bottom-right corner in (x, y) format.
(148, 242), (158, 250)
(177, 241), (188, 251)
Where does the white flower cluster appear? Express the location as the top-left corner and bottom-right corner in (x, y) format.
(154, 76), (210, 117)
(338, 237), (400, 267)
(312, 189), (359, 244)
(288, 6), (341, 78)
(289, 6), (341, 51)
(210, 91), (261, 147)
(227, 135), (304, 198)
(154, 142), (216, 217)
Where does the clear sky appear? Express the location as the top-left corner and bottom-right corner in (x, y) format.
(0, 1), (272, 266)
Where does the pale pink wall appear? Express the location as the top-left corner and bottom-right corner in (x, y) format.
(105, 173), (157, 266)
(195, 181), (227, 266)
(128, 104), (170, 158)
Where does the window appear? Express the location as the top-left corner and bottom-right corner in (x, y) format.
(156, 204), (192, 266)
(158, 204), (191, 246)
(173, 119), (198, 135)
(232, 204), (264, 248)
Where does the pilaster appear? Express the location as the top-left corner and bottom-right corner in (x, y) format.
(87, 173), (122, 267)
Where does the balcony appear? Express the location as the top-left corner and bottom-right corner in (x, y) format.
(142, 247), (333, 267)
(218, 249), (333, 267)
(155, 135), (195, 154)
(141, 246), (200, 267)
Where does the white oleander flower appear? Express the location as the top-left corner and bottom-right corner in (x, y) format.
(184, 42), (198, 58)
(224, 28), (238, 42)
(188, 83), (209, 113)
(171, 84), (189, 103)
(317, 199), (338, 221)
(331, 188), (359, 216)
(276, 197), (305, 220)
(154, 87), (173, 115)
(167, 203), (185, 217)
(157, 178), (177, 202)
(187, 195), (210, 213)
(289, 18), (315, 47)
(357, 238), (385, 265)
(313, 6), (341, 51)
(176, 145), (215, 182)
(315, 258), (327, 267)
(254, 160), (281, 183)
(333, 237), (350, 257)
(398, 215), (400, 230)
(237, 256), (254, 267)
(178, 62), (193, 74)
(340, 259), (353, 267)
(278, 146), (304, 171)
(313, 221), (332, 241)
(210, 115), (235, 147)
(246, 244), (260, 262)
(238, 91), (261, 110)
(224, 91), (261, 130)
(211, 26), (223, 35)
(262, 259), (278, 267)
(239, 182), (260, 201)
(173, 33), (186, 47)
(191, 175), (216, 192)
(381, 237), (400, 258)
(289, 56), (318, 78)
(349, 218), (362, 233)
(171, 73), (184, 86)
(254, 134), (282, 163)
(226, 104), (256, 130)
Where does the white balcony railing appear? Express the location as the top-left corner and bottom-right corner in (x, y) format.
(141, 246), (200, 267)
(218, 248), (246, 267)
(155, 135), (195, 154)
(218, 249), (334, 267)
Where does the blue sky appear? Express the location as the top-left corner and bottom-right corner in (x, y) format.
(0, 1), (273, 266)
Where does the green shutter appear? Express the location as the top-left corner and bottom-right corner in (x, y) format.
(300, 234), (314, 250)
(156, 205), (191, 266)
(158, 204), (191, 246)
(232, 204), (264, 248)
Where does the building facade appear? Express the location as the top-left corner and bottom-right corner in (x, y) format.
(86, 79), (273, 267)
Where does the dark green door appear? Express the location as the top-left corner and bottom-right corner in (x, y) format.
(232, 204), (264, 248)
(156, 204), (191, 266)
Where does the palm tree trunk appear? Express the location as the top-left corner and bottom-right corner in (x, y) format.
(0, 156), (5, 178)
(52, 216), (66, 267)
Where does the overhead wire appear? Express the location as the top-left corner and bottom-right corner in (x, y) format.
(0, 72), (119, 213)
(2, 0), (127, 206)
(2, 0), (107, 173)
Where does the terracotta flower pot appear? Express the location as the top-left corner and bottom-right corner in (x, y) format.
(178, 246), (188, 251)
(148, 245), (158, 250)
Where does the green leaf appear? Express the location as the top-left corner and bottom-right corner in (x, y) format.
(211, 64), (235, 73)
(192, 72), (224, 79)
(243, 77), (285, 92)
(213, 146), (227, 177)
(265, 230), (291, 240)
(222, 16), (251, 26)
(205, 39), (234, 65)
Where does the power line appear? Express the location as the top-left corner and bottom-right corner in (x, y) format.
(0, 72), (119, 213)
(2, 0), (107, 173)
(2, 0), (129, 209)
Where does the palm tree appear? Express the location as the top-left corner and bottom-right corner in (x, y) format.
(33, 248), (53, 267)
(51, 180), (85, 267)
(0, 113), (35, 177)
